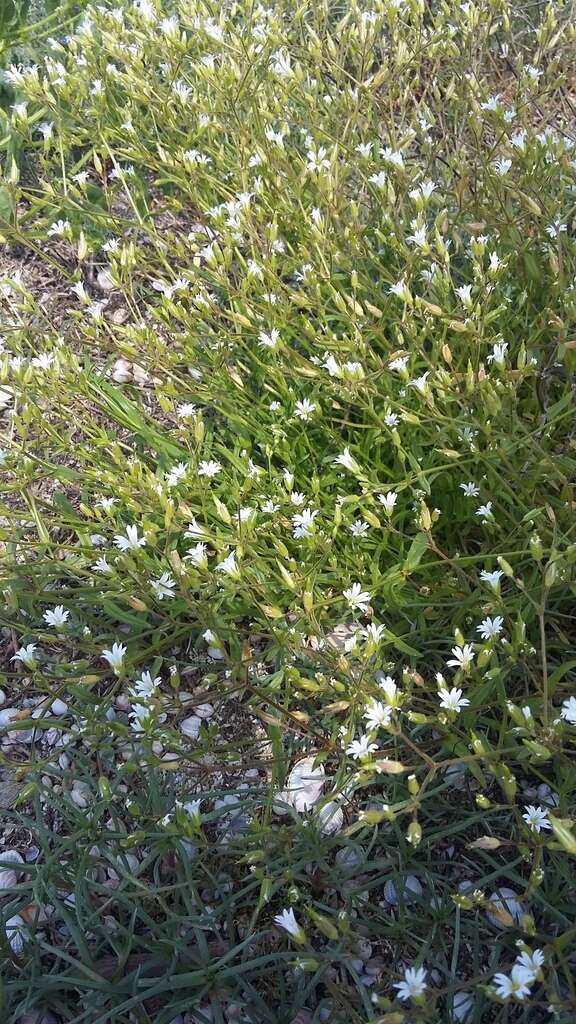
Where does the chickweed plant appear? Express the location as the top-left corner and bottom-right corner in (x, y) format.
(0, 0), (575, 1021)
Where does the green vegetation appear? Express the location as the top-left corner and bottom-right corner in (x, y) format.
(0, 0), (575, 1021)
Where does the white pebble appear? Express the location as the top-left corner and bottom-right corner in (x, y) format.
(181, 716), (202, 740)
(50, 699), (68, 716)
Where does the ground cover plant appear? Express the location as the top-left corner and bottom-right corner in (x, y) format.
(0, 0), (575, 1020)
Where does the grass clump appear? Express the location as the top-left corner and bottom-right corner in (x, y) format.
(0, 0), (575, 1021)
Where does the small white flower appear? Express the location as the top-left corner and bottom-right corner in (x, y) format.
(394, 966), (428, 1001)
(446, 644), (475, 671)
(560, 696), (576, 725)
(97, 497), (117, 511)
(178, 403), (196, 418)
(363, 623), (386, 644)
(102, 642), (127, 673)
(292, 508), (318, 539)
(481, 94), (500, 111)
(343, 582), (372, 613)
(476, 501), (493, 520)
(346, 734), (378, 759)
(273, 907), (305, 943)
(492, 964), (535, 1001)
(350, 519), (370, 537)
(479, 569), (504, 589)
(114, 525), (146, 552)
(294, 398), (316, 420)
(494, 157), (512, 175)
(438, 687), (470, 713)
(355, 142), (373, 158)
(476, 615), (504, 641)
(93, 557), (111, 573)
(487, 341), (508, 365)
(198, 460), (222, 478)
(165, 462), (188, 488)
(364, 700), (392, 730)
(516, 948), (544, 975)
(522, 804), (551, 833)
(390, 279), (412, 302)
(151, 572), (176, 600)
(369, 171), (387, 188)
(460, 481), (480, 497)
(306, 146), (331, 173)
(384, 411), (400, 427)
(334, 447), (360, 473)
(408, 372), (429, 393)
(131, 670), (161, 698)
(186, 542), (209, 568)
(378, 675), (400, 707)
(43, 605), (70, 628)
(380, 147), (404, 168)
(47, 219), (70, 237)
(510, 130), (526, 150)
(216, 552), (239, 577)
(185, 518), (207, 540)
(455, 284), (473, 307)
(258, 328), (281, 350)
(11, 643), (37, 668)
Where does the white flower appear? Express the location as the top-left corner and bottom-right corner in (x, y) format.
(216, 552), (239, 577)
(186, 542), (209, 568)
(455, 284), (473, 307)
(346, 734), (378, 759)
(93, 557), (111, 573)
(292, 508), (318, 539)
(516, 948), (544, 975)
(487, 341), (508, 365)
(460, 481), (480, 497)
(363, 623), (386, 644)
(114, 525), (146, 551)
(369, 171), (387, 188)
(390, 279), (412, 302)
(389, 355), (409, 373)
(409, 372), (430, 393)
(364, 700), (392, 730)
(480, 569), (504, 589)
(102, 642), (127, 673)
(151, 573), (176, 600)
(334, 447), (360, 473)
(306, 147), (331, 173)
(446, 644), (475, 671)
(476, 501), (493, 519)
(43, 605), (70, 627)
(343, 582), (372, 613)
(481, 94), (500, 111)
(380, 147), (404, 168)
(560, 696), (576, 725)
(131, 670), (161, 698)
(355, 142), (373, 158)
(273, 908), (305, 943)
(47, 219), (70, 237)
(522, 804), (551, 833)
(178, 402), (197, 418)
(350, 520), (370, 537)
(97, 497), (117, 511)
(511, 130), (526, 150)
(129, 703), (153, 732)
(11, 643), (37, 668)
(384, 411), (400, 427)
(185, 518), (207, 540)
(438, 687), (470, 713)
(172, 80), (191, 103)
(294, 398), (316, 420)
(198, 460), (222, 478)
(394, 966), (428, 1001)
(492, 964), (534, 1001)
(258, 328), (281, 350)
(494, 157), (512, 175)
(476, 615), (504, 640)
(290, 491), (306, 506)
(378, 675), (400, 707)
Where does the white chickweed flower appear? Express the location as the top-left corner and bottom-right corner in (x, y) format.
(43, 605), (70, 628)
(394, 966), (428, 1002)
(560, 696), (576, 725)
(438, 687), (470, 713)
(446, 644), (475, 671)
(151, 573), (176, 600)
(273, 908), (306, 943)
(114, 525), (146, 551)
(522, 805), (551, 833)
(343, 582), (372, 613)
(346, 734), (379, 760)
(492, 964), (535, 1001)
(476, 615), (504, 641)
(102, 642), (127, 674)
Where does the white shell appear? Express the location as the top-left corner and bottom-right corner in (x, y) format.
(485, 887), (524, 928)
(0, 849), (24, 889)
(384, 874), (423, 905)
(286, 756), (325, 811)
(194, 703), (214, 719)
(0, 708), (21, 730)
(453, 991), (474, 1022)
(180, 716), (202, 740)
(317, 801), (344, 835)
(70, 781), (91, 808)
(5, 913), (26, 955)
